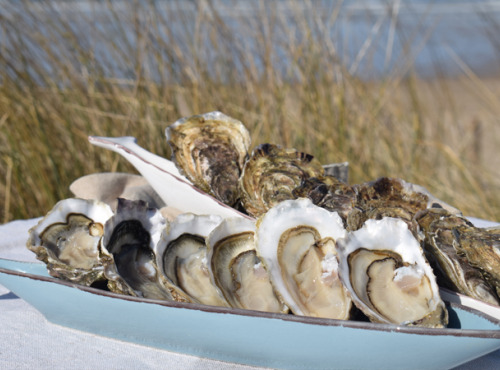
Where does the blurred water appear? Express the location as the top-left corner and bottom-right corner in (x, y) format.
(1, 0), (500, 80)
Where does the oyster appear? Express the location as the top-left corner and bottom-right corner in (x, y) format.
(166, 111), (251, 207)
(206, 217), (288, 313)
(27, 198), (114, 286)
(101, 198), (173, 300)
(155, 213), (229, 307)
(415, 208), (499, 305)
(337, 217), (448, 327)
(347, 177), (460, 233)
(453, 224), (500, 299)
(256, 198), (352, 319)
(292, 176), (356, 225)
(239, 143), (325, 217)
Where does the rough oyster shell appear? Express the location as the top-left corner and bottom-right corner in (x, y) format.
(415, 208), (499, 305)
(239, 143), (325, 217)
(337, 217), (448, 327)
(166, 111), (251, 207)
(206, 217), (288, 313)
(453, 224), (500, 299)
(155, 213), (229, 307)
(100, 198), (173, 300)
(347, 177), (460, 232)
(26, 198), (114, 286)
(256, 198), (352, 319)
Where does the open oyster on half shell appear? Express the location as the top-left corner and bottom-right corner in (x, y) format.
(155, 213), (230, 307)
(256, 198), (352, 320)
(337, 217), (448, 328)
(206, 217), (288, 313)
(100, 199), (173, 300)
(166, 111), (251, 207)
(27, 198), (114, 286)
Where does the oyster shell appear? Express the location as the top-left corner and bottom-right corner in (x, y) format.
(337, 217), (448, 327)
(347, 177), (460, 233)
(101, 198), (173, 300)
(166, 111), (251, 207)
(415, 208), (499, 305)
(239, 143), (325, 217)
(453, 224), (500, 299)
(256, 198), (352, 319)
(206, 217), (288, 313)
(27, 198), (114, 286)
(292, 176), (356, 225)
(155, 213), (230, 307)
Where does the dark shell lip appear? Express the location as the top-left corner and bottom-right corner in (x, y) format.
(2, 259), (500, 339)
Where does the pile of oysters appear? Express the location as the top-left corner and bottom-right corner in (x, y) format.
(27, 111), (500, 329)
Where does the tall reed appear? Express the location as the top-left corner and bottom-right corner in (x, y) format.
(1, 0), (499, 222)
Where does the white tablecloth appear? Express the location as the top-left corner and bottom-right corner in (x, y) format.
(1, 218), (499, 369)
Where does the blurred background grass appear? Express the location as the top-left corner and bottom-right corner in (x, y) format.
(0, 0), (499, 222)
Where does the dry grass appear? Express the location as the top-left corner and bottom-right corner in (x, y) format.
(1, 0), (499, 222)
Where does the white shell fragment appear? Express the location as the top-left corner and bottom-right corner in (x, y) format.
(337, 217), (448, 327)
(26, 198), (114, 285)
(206, 217), (288, 313)
(256, 198), (352, 319)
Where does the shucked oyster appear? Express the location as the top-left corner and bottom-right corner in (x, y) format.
(337, 217), (448, 328)
(155, 213), (229, 307)
(27, 198), (114, 286)
(415, 208), (499, 305)
(206, 217), (288, 313)
(239, 144), (325, 217)
(256, 198), (352, 319)
(166, 111), (251, 207)
(101, 198), (173, 300)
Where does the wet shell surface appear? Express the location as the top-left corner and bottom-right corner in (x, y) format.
(155, 213), (229, 307)
(166, 111), (251, 207)
(256, 198), (352, 319)
(101, 198), (172, 300)
(337, 217), (448, 328)
(206, 217), (288, 313)
(415, 208), (499, 305)
(239, 143), (325, 218)
(26, 198), (114, 286)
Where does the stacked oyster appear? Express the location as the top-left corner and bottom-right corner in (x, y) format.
(27, 111), (500, 330)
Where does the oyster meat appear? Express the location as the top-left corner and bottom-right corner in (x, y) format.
(337, 217), (448, 327)
(27, 198), (114, 286)
(101, 198), (173, 300)
(206, 217), (288, 313)
(256, 198), (352, 319)
(415, 208), (499, 305)
(155, 213), (229, 307)
(239, 143), (325, 217)
(166, 111), (251, 207)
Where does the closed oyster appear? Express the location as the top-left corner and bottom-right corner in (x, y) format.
(292, 176), (356, 225)
(206, 217), (288, 313)
(27, 198), (114, 286)
(155, 213), (229, 307)
(453, 224), (500, 299)
(347, 177), (460, 233)
(337, 217), (448, 328)
(166, 111), (251, 207)
(101, 198), (173, 300)
(239, 143), (325, 217)
(415, 208), (499, 305)
(256, 198), (352, 319)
